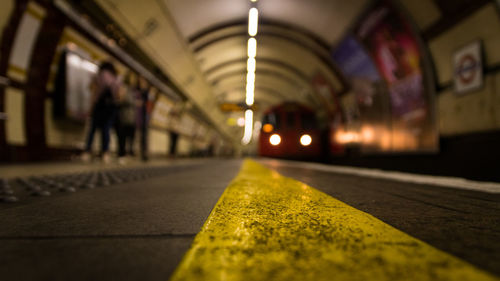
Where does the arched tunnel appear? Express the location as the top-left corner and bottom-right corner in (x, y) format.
(0, 0), (499, 280)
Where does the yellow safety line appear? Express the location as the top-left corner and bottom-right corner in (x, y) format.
(170, 159), (498, 281)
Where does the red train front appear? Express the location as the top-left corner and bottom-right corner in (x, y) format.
(258, 102), (322, 159)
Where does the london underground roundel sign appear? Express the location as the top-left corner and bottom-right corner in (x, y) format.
(453, 41), (483, 95)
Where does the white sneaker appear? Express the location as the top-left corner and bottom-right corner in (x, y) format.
(118, 157), (127, 165)
(102, 153), (111, 164)
(81, 152), (91, 163)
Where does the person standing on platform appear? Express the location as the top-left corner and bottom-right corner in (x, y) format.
(137, 76), (152, 161)
(116, 73), (137, 164)
(81, 61), (119, 164)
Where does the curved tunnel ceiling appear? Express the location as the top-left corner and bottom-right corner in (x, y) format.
(167, 0), (370, 45)
(96, 0), (370, 143)
(194, 34), (342, 107)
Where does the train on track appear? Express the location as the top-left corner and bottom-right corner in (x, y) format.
(258, 102), (325, 159)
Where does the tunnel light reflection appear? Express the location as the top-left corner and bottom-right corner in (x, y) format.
(248, 38), (257, 58)
(335, 131), (361, 144)
(248, 8), (259, 36)
(361, 126), (374, 143)
(241, 109), (253, 145)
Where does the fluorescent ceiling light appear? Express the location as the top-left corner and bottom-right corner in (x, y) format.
(246, 81), (255, 93)
(247, 38), (257, 58)
(241, 109), (253, 145)
(247, 57), (256, 73)
(246, 82), (255, 106)
(68, 54), (82, 66)
(246, 87), (254, 106)
(246, 72), (255, 85)
(248, 8), (258, 36)
(82, 61), (98, 73)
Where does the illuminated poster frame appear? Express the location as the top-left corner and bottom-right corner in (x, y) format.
(332, 35), (393, 153)
(53, 49), (98, 124)
(334, 0), (438, 153)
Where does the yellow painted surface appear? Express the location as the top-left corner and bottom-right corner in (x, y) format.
(26, 1), (46, 20)
(0, 0), (14, 49)
(438, 75), (498, 136)
(171, 160), (498, 281)
(400, 0), (440, 30)
(7, 64), (27, 82)
(429, 4), (500, 85)
(4, 87), (26, 145)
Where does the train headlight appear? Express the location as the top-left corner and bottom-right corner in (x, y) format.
(300, 134), (312, 146)
(269, 134), (281, 146)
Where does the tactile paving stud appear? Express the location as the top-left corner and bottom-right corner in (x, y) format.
(0, 189), (14, 195)
(100, 180), (111, 186)
(25, 185), (42, 192)
(17, 178), (28, 186)
(80, 183), (95, 189)
(48, 181), (58, 186)
(30, 190), (51, 197)
(0, 196), (18, 203)
(58, 186), (76, 193)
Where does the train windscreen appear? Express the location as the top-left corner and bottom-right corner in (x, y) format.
(262, 113), (280, 130)
(286, 112), (295, 129)
(301, 113), (316, 130)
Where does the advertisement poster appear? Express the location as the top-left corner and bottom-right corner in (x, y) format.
(150, 94), (175, 130)
(355, 1), (437, 151)
(176, 113), (196, 137)
(64, 51), (98, 123)
(332, 35), (392, 152)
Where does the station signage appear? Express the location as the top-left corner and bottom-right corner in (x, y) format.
(219, 102), (258, 112)
(453, 40), (483, 95)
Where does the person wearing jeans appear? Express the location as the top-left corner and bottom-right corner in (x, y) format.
(116, 78), (137, 164)
(136, 76), (151, 162)
(81, 62), (119, 163)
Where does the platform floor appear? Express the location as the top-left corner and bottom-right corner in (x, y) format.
(0, 158), (498, 281)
